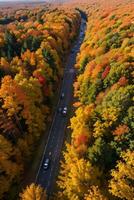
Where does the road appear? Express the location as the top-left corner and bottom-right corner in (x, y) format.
(35, 18), (86, 197)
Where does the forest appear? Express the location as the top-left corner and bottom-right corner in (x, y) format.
(57, 0), (134, 200)
(0, 0), (133, 199)
(0, 3), (80, 199)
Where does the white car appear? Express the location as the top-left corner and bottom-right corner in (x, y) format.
(43, 158), (50, 170)
(62, 106), (67, 116)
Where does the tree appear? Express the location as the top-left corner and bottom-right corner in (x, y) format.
(20, 183), (47, 200)
(58, 144), (100, 199)
(88, 137), (117, 170)
(0, 8), (82, 199)
(0, 135), (22, 199)
(21, 35), (42, 53)
(42, 49), (56, 71)
(4, 30), (20, 59)
(0, 107), (22, 142)
(84, 186), (108, 200)
(109, 150), (134, 200)
(59, 2), (134, 200)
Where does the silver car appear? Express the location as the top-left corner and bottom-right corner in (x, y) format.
(61, 92), (65, 99)
(62, 106), (67, 116)
(43, 158), (50, 170)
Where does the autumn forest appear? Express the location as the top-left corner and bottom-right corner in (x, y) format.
(0, 0), (133, 200)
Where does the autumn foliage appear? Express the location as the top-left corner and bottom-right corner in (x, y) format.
(58, 1), (134, 200)
(0, 4), (81, 199)
(20, 183), (47, 200)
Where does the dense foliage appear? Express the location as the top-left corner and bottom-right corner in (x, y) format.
(20, 183), (46, 200)
(58, 1), (134, 199)
(0, 5), (80, 199)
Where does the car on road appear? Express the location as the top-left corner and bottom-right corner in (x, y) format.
(62, 106), (67, 116)
(58, 106), (68, 116)
(61, 92), (65, 99)
(43, 158), (50, 170)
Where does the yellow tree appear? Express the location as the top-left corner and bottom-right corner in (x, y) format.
(0, 75), (27, 117)
(70, 105), (94, 155)
(109, 150), (134, 200)
(84, 186), (108, 200)
(58, 144), (100, 200)
(20, 183), (47, 200)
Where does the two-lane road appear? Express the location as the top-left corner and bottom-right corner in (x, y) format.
(35, 18), (86, 196)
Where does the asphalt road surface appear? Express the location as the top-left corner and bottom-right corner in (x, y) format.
(35, 18), (86, 197)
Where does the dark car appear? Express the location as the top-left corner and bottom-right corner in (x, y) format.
(43, 158), (50, 170)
